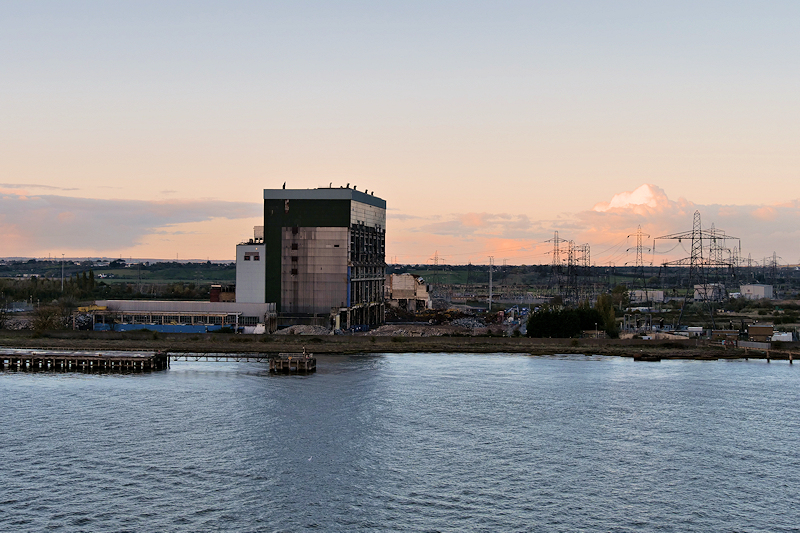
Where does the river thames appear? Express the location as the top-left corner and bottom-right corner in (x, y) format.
(1, 353), (798, 531)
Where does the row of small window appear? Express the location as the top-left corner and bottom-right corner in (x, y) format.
(243, 252), (260, 261)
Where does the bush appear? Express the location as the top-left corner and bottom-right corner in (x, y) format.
(32, 305), (68, 331)
(527, 307), (604, 338)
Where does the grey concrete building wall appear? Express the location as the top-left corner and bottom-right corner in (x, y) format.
(281, 227), (349, 314)
(350, 201), (386, 227)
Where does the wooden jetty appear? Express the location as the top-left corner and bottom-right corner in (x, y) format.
(269, 350), (316, 374)
(0, 350), (169, 373)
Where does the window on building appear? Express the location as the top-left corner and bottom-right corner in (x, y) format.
(291, 243), (298, 250)
(244, 255), (250, 261)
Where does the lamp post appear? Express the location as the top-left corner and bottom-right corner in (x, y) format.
(61, 254), (65, 292)
(595, 322), (598, 339)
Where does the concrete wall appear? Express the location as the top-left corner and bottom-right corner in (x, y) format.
(236, 243), (266, 303)
(280, 227), (349, 315)
(351, 201), (386, 227)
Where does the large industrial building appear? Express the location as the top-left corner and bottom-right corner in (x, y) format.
(237, 186), (387, 330)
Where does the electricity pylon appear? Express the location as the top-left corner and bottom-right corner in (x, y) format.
(654, 211), (738, 328)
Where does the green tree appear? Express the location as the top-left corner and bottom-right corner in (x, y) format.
(527, 306), (604, 338)
(32, 305), (67, 331)
(611, 284), (629, 308)
(595, 293), (619, 338)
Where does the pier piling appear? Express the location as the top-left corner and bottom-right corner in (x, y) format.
(0, 351), (169, 373)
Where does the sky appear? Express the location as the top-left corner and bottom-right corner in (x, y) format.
(2, 1), (799, 266)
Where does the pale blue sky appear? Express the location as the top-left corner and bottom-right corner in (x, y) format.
(2, 1), (799, 262)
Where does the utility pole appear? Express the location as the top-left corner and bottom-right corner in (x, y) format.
(61, 253), (65, 292)
(488, 257), (494, 312)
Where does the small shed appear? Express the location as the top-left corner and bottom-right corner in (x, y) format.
(748, 324), (774, 342)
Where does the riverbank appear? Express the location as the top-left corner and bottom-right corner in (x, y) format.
(2, 330), (797, 361)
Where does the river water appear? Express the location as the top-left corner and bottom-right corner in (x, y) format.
(1, 353), (799, 532)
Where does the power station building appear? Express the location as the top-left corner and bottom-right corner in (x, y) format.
(237, 186), (386, 330)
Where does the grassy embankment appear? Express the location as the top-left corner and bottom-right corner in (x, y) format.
(1, 330), (797, 361)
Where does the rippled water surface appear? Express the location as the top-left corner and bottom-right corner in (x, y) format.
(2, 353), (799, 532)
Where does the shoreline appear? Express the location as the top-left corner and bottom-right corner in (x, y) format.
(1, 330), (797, 361)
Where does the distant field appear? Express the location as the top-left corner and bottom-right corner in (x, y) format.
(94, 268), (235, 284)
(0, 261), (236, 285)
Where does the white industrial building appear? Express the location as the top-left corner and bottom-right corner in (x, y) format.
(235, 226), (266, 304)
(740, 284), (773, 300)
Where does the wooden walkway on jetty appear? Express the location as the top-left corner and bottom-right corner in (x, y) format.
(170, 353), (272, 363)
(167, 351), (316, 373)
(269, 352), (316, 374)
(0, 350), (169, 373)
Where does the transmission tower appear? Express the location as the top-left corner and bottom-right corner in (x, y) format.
(488, 256), (494, 311)
(546, 231), (565, 298)
(654, 211), (727, 327)
(564, 240), (580, 304)
(429, 251), (445, 293)
(576, 243), (591, 301)
(627, 225), (651, 301)
(728, 246), (740, 284)
(770, 252), (780, 286)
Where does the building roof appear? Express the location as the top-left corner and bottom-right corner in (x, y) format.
(263, 187), (386, 209)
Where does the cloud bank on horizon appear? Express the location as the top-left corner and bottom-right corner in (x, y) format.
(2, 183), (798, 263)
(389, 184), (800, 266)
(0, 187), (261, 259)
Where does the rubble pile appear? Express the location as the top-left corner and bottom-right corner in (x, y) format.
(274, 325), (332, 336)
(450, 317), (485, 329)
(365, 325), (447, 337)
(2, 317), (31, 330)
